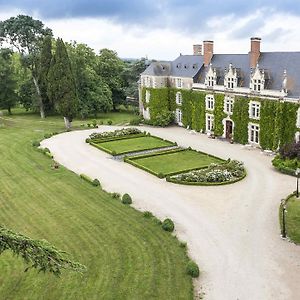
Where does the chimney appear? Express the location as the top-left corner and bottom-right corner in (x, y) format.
(249, 37), (261, 68)
(203, 40), (214, 66)
(193, 44), (202, 55)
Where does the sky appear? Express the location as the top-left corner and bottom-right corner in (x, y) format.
(1, 1), (300, 60)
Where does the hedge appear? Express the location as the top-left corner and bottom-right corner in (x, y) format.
(80, 174), (101, 187)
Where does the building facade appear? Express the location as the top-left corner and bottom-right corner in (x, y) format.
(139, 37), (300, 150)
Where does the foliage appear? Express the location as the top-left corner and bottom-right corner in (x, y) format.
(89, 128), (141, 140)
(149, 111), (174, 127)
(92, 179), (101, 187)
(170, 160), (245, 184)
(0, 48), (17, 114)
(47, 38), (78, 128)
(129, 116), (142, 125)
(0, 14), (53, 118)
(279, 141), (300, 159)
(186, 260), (200, 278)
(32, 140), (40, 147)
(162, 219), (175, 232)
(122, 193), (132, 205)
(97, 48), (126, 110)
(231, 97), (249, 144)
(213, 94), (226, 136)
(0, 225), (86, 276)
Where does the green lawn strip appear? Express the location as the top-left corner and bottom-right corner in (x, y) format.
(91, 136), (175, 156)
(127, 149), (223, 177)
(0, 109), (193, 300)
(281, 194), (300, 244)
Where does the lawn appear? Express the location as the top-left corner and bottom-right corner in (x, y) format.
(127, 149), (223, 176)
(0, 109), (193, 300)
(94, 135), (174, 155)
(284, 196), (300, 244)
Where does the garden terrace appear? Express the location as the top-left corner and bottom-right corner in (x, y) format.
(125, 148), (224, 177)
(89, 133), (176, 156)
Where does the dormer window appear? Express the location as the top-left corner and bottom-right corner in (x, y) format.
(176, 63), (181, 68)
(224, 63), (237, 90)
(184, 64), (188, 69)
(205, 63), (216, 88)
(250, 64), (265, 92)
(193, 64), (198, 69)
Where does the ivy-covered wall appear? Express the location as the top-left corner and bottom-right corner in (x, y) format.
(141, 86), (300, 149)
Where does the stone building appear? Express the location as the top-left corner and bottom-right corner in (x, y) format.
(139, 37), (300, 149)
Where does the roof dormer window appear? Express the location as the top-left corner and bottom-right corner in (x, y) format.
(250, 64), (265, 93)
(205, 63), (216, 88)
(224, 63), (237, 90)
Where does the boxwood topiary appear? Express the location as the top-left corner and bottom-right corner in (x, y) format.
(162, 218), (174, 232)
(186, 260), (200, 278)
(122, 193), (132, 205)
(92, 179), (101, 187)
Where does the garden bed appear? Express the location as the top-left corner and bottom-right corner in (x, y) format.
(272, 155), (299, 176)
(125, 148), (224, 178)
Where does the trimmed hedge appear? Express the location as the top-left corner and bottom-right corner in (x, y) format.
(122, 193), (132, 205)
(80, 174), (101, 187)
(272, 155), (298, 177)
(162, 219), (175, 232)
(186, 260), (200, 278)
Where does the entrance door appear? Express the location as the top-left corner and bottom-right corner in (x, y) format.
(225, 120), (233, 139)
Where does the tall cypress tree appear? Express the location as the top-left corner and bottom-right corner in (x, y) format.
(39, 35), (53, 114)
(47, 38), (78, 128)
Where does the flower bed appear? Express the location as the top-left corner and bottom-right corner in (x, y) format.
(167, 160), (246, 185)
(89, 128), (142, 141)
(272, 155), (300, 177)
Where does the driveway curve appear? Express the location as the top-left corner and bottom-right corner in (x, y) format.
(42, 125), (300, 300)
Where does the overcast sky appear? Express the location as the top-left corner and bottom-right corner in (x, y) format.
(1, 1), (300, 60)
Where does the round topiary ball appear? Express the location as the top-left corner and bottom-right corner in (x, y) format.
(92, 179), (101, 187)
(158, 172), (164, 179)
(186, 260), (200, 278)
(122, 193), (132, 205)
(162, 218), (174, 232)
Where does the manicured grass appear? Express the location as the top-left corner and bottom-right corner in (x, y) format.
(128, 149), (223, 176)
(95, 136), (174, 155)
(0, 109), (193, 300)
(284, 196), (300, 244)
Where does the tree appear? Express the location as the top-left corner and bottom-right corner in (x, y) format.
(0, 48), (17, 114)
(0, 225), (86, 276)
(66, 42), (112, 118)
(0, 15), (53, 118)
(97, 49), (126, 110)
(47, 38), (78, 129)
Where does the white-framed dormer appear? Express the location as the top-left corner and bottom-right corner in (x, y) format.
(224, 63), (237, 90)
(249, 100), (260, 120)
(205, 63), (217, 88)
(145, 90), (150, 103)
(248, 122), (260, 145)
(176, 92), (182, 105)
(206, 113), (214, 133)
(205, 94), (215, 111)
(224, 95), (234, 115)
(175, 108), (183, 126)
(250, 64), (265, 93)
(296, 107), (300, 128)
(144, 76), (152, 88)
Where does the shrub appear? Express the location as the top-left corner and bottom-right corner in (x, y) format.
(179, 241), (187, 249)
(87, 123), (91, 127)
(186, 260), (200, 278)
(89, 128), (141, 140)
(279, 141), (300, 160)
(162, 218), (174, 232)
(43, 148), (50, 153)
(129, 117), (141, 125)
(80, 124), (85, 127)
(150, 111), (174, 127)
(44, 133), (52, 139)
(122, 193), (132, 205)
(107, 119), (113, 125)
(85, 138), (91, 143)
(92, 119), (97, 128)
(111, 150), (117, 156)
(32, 140), (40, 147)
(110, 192), (120, 199)
(143, 211), (154, 219)
(80, 174), (97, 186)
(92, 179), (101, 187)
(99, 120), (103, 125)
(158, 172), (164, 178)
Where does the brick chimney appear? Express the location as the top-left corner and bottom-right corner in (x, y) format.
(249, 37), (261, 68)
(193, 44), (202, 55)
(203, 40), (214, 66)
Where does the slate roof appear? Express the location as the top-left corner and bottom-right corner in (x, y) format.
(142, 52), (300, 98)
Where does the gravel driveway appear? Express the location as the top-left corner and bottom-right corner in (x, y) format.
(42, 125), (300, 300)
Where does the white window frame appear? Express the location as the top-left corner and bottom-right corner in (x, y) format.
(145, 76), (151, 88)
(176, 108), (182, 124)
(176, 78), (183, 88)
(248, 123), (260, 145)
(297, 107), (300, 128)
(145, 90), (150, 103)
(224, 96), (234, 115)
(176, 92), (182, 105)
(208, 76), (214, 87)
(205, 94), (215, 111)
(206, 113), (214, 132)
(249, 101), (260, 120)
(227, 77), (235, 89)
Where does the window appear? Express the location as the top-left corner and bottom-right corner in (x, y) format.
(206, 114), (214, 132)
(297, 108), (300, 128)
(145, 90), (150, 103)
(176, 109), (182, 124)
(205, 95), (214, 110)
(224, 96), (234, 115)
(176, 78), (183, 88)
(208, 76), (214, 87)
(249, 101), (260, 119)
(249, 123), (259, 144)
(253, 79), (262, 92)
(227, 77), (235, 89)
(145, 76), (151, 88)
(176, 92), (182, 105)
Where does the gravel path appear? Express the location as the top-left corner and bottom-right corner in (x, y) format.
(42, 125), (300, 300)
